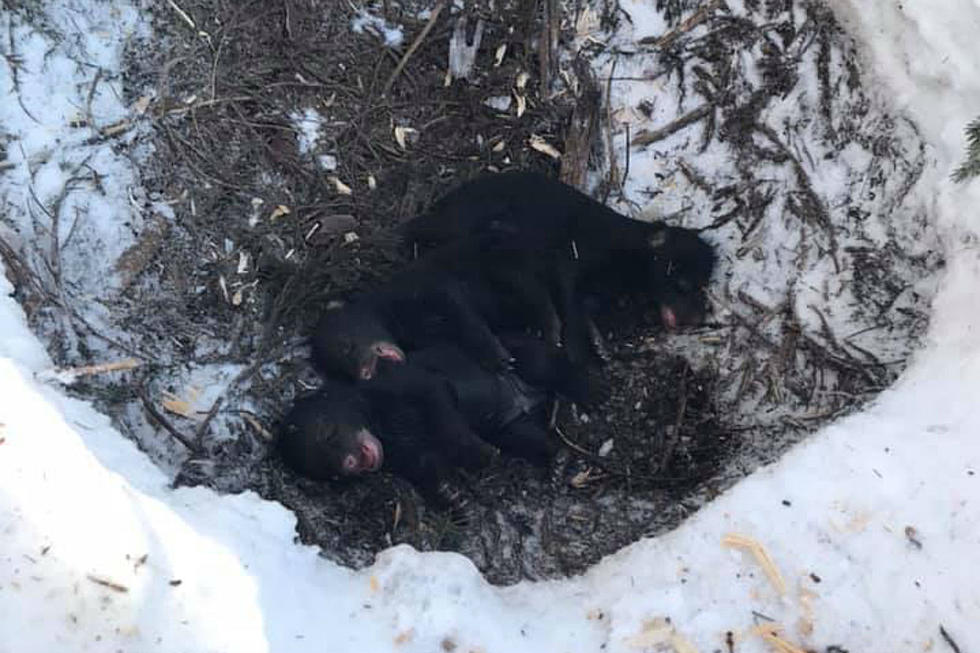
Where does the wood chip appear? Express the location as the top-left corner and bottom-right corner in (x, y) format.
(393, 126), (417, 150)
(394, 629), (415, 645)
(166, 0), (197, 30)
(328, 176), (353, 195)
(751, 625), (806, 653)
(241, 413), (273, 441)
(575, 7), (600, 39)
(494, 43), (507, 66)
(570, 468), (604, 487)
(722, 533), (787, 595)
(131, 95), (152, 116)
(99, 119), (131, 138)
(115, 214), (172, 289)
(218, 275), (230, 303)
(528, 134), (561, 159)
(269, 204), (291, 221)
(672, 633), (700, 653)
(392, 500), (402, 532)
(598, 438), (614, 457)
(306, 214), (358, 245)
(161, 397), (194, 419)
(514, 93), (527, 118)
(516, 71), (530, 91)
(160, 388), (201, 420)
(625, 617), (700, 652)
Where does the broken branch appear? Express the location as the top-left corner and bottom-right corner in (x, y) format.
(383, 1), (446, 96)
(632, 104), (713, 147)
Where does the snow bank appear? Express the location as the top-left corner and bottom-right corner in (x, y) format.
(2, 1), (979, 652)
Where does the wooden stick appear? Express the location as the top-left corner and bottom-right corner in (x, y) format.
(86, 574), (129, 593)
(383, 1), (446, 96)
(632, 104), (713, 147)
(138, 390), (202, 454)
(50, 358), (141, 378)
(194, 396), (224, 445)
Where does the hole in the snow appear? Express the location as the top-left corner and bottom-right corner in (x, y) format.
(3, 1), (942, 585)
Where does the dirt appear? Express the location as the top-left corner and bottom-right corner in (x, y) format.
(10, 0), (940, 585)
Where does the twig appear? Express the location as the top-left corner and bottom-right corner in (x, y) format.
(754, 626), (805, 653)
(709, 291), (781, 351)
(677, 158), (712, 192)
(86, 574), (128, 593)
(194, 396), (224, 445)
(84, 67), (103, 129)
(7, 184), (145, 361)
(233, 409), (274, 441)
(166, 0), (197, 32)
(548, 399), (560, 430)
(6, 20), (41, 124)
(622, 122), (630, 189)
(807, 305), (885, 384)
(382, 0), (445, 96)
(83, 119), (133, 145)
(639, 0), (723, 49)
(553, 424), (594, 458)
(27, 178), (69, 287)
(40, 358), (141, 382)
(755, 122), (840, 271)
(939, 625), (962, 653)
(138, 389), (202, 454)
(602, 56), (621, 197)
(0, 233), (47, 300)
(659, 364), (689, 470)
(554, 425), (703, 487)
(632, 104), (713, 147)
(210, 36), (224, 103)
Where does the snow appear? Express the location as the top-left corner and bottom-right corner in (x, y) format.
(484, 95), (513, 113)
(2, 1), (980, 653)
(290, 108), (323, 156)
(291, 109), (341, 171)
(592, 0), (943, 447)
(351, 10), (405, 48)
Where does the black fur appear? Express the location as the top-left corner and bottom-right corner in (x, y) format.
(404, 171), (717, 362)
(280, 334), (595, 504)
(310, 239), (537, 380)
